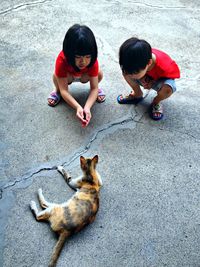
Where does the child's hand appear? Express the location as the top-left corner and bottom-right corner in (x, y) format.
(140, 75), (154, 89)
(82, 108), (91, 128)
(76, 106), (87, 126)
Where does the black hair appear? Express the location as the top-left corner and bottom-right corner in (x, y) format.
(119, 37), (152, 74)
(63, 24), (98, 72)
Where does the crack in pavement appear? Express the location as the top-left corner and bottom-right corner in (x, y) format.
(123, 1), (198, 10)
(93, 1), (192, 10)
(2, 166), (57, 191)
(0, 112), (138, 199)
(0, 0), (52, 15)
(1, 101), (199, 200)
(1, 1), (196, 17)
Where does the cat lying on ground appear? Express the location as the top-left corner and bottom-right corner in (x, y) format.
(30, 155), (102, 267)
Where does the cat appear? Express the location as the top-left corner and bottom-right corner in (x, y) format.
(30, 155), (102, 267)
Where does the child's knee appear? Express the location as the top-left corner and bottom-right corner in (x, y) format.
(158, 84), (173, 98)
(164, 79), (176, 94)
(98, 69), (103, 82)
(154, 79), (176, 95)
(52, 73), (57, 83)
(80, 74), (90, 83)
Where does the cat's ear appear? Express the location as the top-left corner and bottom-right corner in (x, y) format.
(80, 156), (87, 171)
(80, 156), (85, 164)
(92, 155), (98, 164)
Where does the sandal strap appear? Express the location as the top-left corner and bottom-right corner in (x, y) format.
(152, 104), (163, 114)
(98, 88), (105, 96)
(48, 91), (61, 101)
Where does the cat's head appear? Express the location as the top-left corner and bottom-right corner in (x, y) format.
(80, 155), (98, 172)
(80, 155), (102, 188)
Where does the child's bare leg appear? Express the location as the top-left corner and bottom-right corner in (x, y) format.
(38, 188), (54, 209)
(152, 84), (173, 105)
(80, 70), (104, 102)
(97, 70), (105, 102)
(80, 73), (90, 84)
(80, 69), (103, 83)
(48, 74), (73, 106)
(120, 75), (143, 100)
(52, 74), (60, 93)
(98, 69), (103, 83)
(48, 74), (62, 106)
(126, 76), (143, 97)
(152, 84), (173, 119)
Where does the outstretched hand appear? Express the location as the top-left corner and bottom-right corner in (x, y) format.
(76, 106), (91, 128)
(82, 108), (91, 127)
(140, 75), (154, 89)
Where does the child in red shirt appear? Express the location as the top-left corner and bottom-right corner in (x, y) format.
(48, 24), (106, 127)
(117, 37), (180, 120)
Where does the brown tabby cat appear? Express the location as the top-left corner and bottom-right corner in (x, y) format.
(30, 155), (102, 267)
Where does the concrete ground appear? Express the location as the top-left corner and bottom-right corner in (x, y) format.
(1, 0), (200, 266)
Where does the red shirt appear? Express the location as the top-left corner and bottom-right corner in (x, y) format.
(54, 51), (99, 78)
(147, 48), (180, 80)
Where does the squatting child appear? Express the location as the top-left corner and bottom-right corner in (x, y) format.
(117, 37), (180, 120)
(48, 24), (106, 127)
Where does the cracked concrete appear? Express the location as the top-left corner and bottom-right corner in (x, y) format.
(1, 0), (200, 266)
(0, 113), (137, 197)
(0, 0), (52, 15)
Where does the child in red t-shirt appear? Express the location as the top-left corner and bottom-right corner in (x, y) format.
(117, 37), (180, 120)
(48, 24), (106, 127)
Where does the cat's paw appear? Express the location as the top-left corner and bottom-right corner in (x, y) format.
(57, 165), (64, 174)
(38, 188), (42, 195)
(30, 201), (37, 211)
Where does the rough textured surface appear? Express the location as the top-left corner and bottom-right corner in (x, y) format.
(1, 1), (200, 266)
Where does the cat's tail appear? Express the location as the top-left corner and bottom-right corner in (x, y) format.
(48, 232), (69, 267)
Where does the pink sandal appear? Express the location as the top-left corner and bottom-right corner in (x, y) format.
(47, 91), (61, 107)
(96, 88), (106, 103)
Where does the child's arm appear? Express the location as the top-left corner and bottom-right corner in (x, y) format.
(124, 75), (142, 97)
(85, 76), (98, 109)
(83, 76), (99, 126)
(56, 76), (87, 124)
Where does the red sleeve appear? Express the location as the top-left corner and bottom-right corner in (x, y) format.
(87, 59), (99, 77)
(54, 51), (68, 77)
(148, 49), (180, 80)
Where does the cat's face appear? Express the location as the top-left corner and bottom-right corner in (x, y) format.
(80, 155), (102, 188)
(80, 155), (98, 172)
